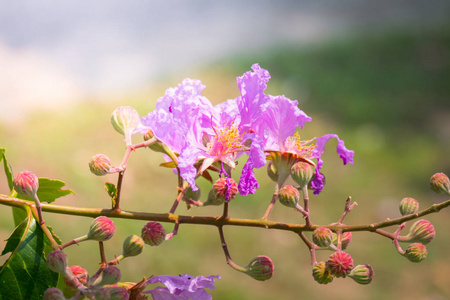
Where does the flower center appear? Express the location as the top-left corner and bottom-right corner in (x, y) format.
(284, 133), (316, 158)
(208, 125), (244, 157)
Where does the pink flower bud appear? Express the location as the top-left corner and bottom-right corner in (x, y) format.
(89, 154), (112, 176)
(213, 177), (238, 202)
(348, 264), (374, 284)
(46, 250), (68, 274)
(122, 235), (144, 258)
(404, 243), (427, 262)
(64, 265), (88, 291)
(278, 185), (300, 208)
(141, 221), (166, 246)
(332, 231), (352, 250)
(312, 227), (334, 248)
(404, 219), (435, 244)
(94, 287), (111, 300)
(111, 106), (140, 136)
(291, 162), (314, 189)
(100, 266), (122, 285)
(87, 216), (116, 241)
(312, 262), (334, 284)
(430, 172), (450, 195)
(109, 287), (130, 300)
(244, 255), (274, 281)
(399, 197), (419, 216)
(13, 170), (39, 199)
(43, 287), (66, 300)
(326, 251), (354, 278)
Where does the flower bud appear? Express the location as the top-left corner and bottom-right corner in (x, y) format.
(404, 243), (427, 262)
(332, 231), (352, 250)
(94, 287), (111, 300)
(122, 235), (144, 258)
(46, 250), (68, 274)
(204, 189), (225, 206)
(291, 162), (314, 189)
(312, 262), (333, 284)
(109, 287), (130, 300)
(100, 266), (122, 285)
(111, 106), (140, 136)
(312, 227), (334, 247)
(87, 216), (116, 241)
(89, 154), (112, 176)
(267, 161), (279, 183)
(430, 173), (450, 195)
(404, 219), (435, 244)
(348, 264), (374, 284)
(184, 186), (201, 202)
(399, 197), (419, 216)
(212, 177), (238, 202)
(141, 221), (166, 246)
(278, 185), (300, 208)
(13, 170), (39, 199)
(326, 251), (354, 278)
(64, 265), (88, 291)
(43, 287), (66, 300)
(244, 255), (274, 281)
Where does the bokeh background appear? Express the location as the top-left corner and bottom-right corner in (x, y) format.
(1, 1), (450, 299)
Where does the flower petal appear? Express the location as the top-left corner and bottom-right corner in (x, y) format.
(238, 158), (260, 196)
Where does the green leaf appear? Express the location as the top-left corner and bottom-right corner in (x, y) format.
(12, 207), (28, 228)
(105, 182), (117, 207)
(0, 148), (13, 192)
(0, 208), (58, 300)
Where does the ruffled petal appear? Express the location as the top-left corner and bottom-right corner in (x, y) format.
(178, 146), (201, 191)
(238, 158), (260, 196)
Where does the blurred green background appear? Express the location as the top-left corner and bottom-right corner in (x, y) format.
(1, 21), (450, 300)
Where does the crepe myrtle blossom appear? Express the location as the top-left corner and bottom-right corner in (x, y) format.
(143, 274), (221, 300)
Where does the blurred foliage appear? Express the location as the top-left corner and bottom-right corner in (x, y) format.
(1, 24), (450, 300)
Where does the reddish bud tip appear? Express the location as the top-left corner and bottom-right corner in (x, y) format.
(13, 170), (39, 199)
(89, 154), (111, 176)
(399, 197), (419, 216)
(122, 235), (144, 258)
(332, 231), (352, 250)
(404, 243), (428, 263)
(87, 216), (116, 241)
(312, 262), (334, 284)
(312, 227), (334, 248)
(64, 265), (88, 291)
(348, 264), (374, 284)
(278, 185), (300, 208)
(291, 162), (314, 189)
(430, 173), (450, 195)
(46, 250), (68, 274)
(213, 177), (238, 202)
(244, 255), (274, 281)
(404, 219), (435, 244)
(326, 251), (354, 278)
(141, 221), (166, 246)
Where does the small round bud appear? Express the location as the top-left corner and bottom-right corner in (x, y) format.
(244, 255), (274, 281)
(430, 173), (450, 195)
(326, 251), (354, 278)
(267, 161), (279, 183)
(291, 162), (314, 189)
(278, 185), (300, 208)
(100, 266), (122, 285)
(87, 216), (116, 241)
(213, 177), (238, 202)
(204, 189), (224, 206)
(141, 221), (166, 246)
(43, 287), (66, 300)
(64, 265), (88, 291)
(122, 235), (144, 258)
(111, 106), (140, 136)
(399, 197), (419, 216)
(312, 262), (334, 284)
(109, 287), (130, 300)
(184, 186), (201, 202)
(404, 219), (435, 244)
(332, 231), (352, 250)
(348, 264), (374, 284)
(89, 154), (112, 176)
(46, 250), (68, 274)
(13, 170), (39, 199)
(404, 243), (427, 262)
(94, 287), (111, 300)
(312, 227), (334, 247)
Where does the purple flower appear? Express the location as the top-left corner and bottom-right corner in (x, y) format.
(143, 274), (221, 300)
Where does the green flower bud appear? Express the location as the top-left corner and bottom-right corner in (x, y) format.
(244, 256), (274, 281)
(278, 185), (300, 208)
(46, 250), (68, 274)
(109, 287), (130, 300)
(122, 235), (144, 258)
(184, 186), (201, 202)
(89, 154), (111, 176)
(100, 266), (122, 286)
(111, 106), (140, 136)
(404, 219), (435, 244)
(267, 161), (279, 183)
(332, 231), (352, 250)
(326, 251), (354, 278)
(404, 243), (427, 263)
(43, 287), (66, 300)
(312, 227), (334, 247)
(87, 216), (116, 241)
(94, 287), (111, 300)
(141, 221), (166, 246)
(348, 264), (374, 284)
(399, 197), (419, 216)
(13, 170), (39, 199)
(430, 173), (450, 195)
(291, 162), (314, 189)
(312, 262), (333, 284)
(204, 189), (225, 206)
